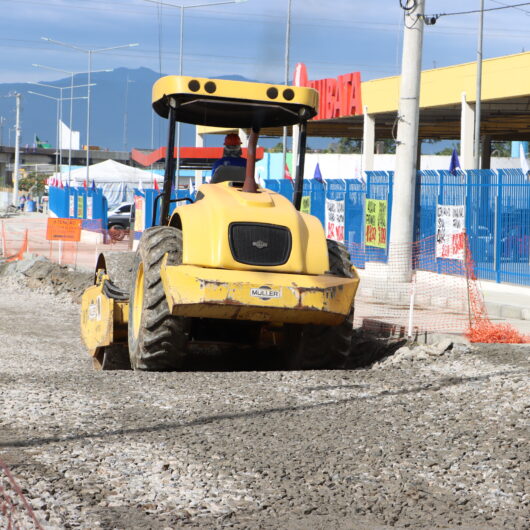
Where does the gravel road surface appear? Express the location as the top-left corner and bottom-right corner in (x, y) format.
(0, 273), (528, 529)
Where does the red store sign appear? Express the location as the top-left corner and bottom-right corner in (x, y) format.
(293, 63), (362, 121)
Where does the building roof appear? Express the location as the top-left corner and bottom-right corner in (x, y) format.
(199, 51), (530, 141)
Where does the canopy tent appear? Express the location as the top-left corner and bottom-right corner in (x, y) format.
(50, 160), (163, 208)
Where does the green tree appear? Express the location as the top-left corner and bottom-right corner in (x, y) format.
(326, 137), (362, 154)
(376, 139), (396, 154)
(435, 142), (460, 156)
(19, 172), (48, 196)
(266, 142), (284, 153)
(491, 142), (510, 157)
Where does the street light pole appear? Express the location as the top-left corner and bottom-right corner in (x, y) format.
(2, 93), (22, 204)
(474, 0), (485, 170)
(29, 81), (94, 175)
(41, 38), (138, 184)
(28, 91), (88, 179)
(282, 0), (292, 181)
(33, 63), (106, 184)
(123, 76), (135, 151)
(144, 0), (247, 192)
(13, 93), (21, 206)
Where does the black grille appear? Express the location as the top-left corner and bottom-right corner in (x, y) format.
(229, 223), (292, 266)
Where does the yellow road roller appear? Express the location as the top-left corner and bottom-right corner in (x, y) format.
(81, 75), (359, 370)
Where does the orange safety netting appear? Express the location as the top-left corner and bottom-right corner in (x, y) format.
(0, 458), (44, 529)
(1, 220), (528, 343)
(463, 235), (530, 343)
(0, 218), (131, 271)
(347, 235), (472, 337)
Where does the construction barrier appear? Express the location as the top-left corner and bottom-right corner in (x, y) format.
(1, 217), (528, 343)
(0, 218), (130, 271)
(349, 236), (471, 336)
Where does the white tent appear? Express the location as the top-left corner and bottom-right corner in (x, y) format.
(55, 160), (163, 208)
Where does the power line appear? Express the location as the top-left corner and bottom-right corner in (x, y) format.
(424, 1), (530, 22)
(489, 0), (530, 15)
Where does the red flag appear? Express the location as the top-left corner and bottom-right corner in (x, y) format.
(284, 163), (292, 181)
(83, 179), (87, 189)
(153, 179), (160, 191)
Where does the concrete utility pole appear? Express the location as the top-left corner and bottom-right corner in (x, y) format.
(389, 0), (425, 282)
(13, 93), (21, 206)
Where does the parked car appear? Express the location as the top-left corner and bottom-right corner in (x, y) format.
(474, 225), (494, 262)
(501, 225), (530, 262)
(107, 202), (132, 231)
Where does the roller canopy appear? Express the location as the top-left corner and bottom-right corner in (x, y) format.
(152, 75), (318, 128)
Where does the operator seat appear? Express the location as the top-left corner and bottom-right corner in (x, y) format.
(211, 165), (246, 184)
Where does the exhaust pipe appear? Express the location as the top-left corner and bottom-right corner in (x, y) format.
(242, 129), (259, 193)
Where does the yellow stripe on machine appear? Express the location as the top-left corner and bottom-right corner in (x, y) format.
(160, 260), (359, 325)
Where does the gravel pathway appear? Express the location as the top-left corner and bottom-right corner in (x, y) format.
(0, 279), (528, 529)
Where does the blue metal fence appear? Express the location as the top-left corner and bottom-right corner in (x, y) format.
(264, 169), (530, 286)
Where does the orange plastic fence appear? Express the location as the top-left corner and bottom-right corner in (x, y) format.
(463, 235), (530, 343)
(0, 218), (130, 270)
(347, 235), (471, 336)
(0, 458), (44, 529)
(1, 220), (528, 342)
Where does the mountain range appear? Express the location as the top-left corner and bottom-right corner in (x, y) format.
(0, 67), (254, 152)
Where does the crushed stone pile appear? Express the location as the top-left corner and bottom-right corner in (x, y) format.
(0, 256), (92, 303)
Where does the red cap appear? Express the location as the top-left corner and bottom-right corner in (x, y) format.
(224, 133), (242, 146)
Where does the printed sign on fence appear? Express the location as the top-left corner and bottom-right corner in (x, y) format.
(436, 204), (465, 260)
(46, 218), (82, 241)
(69, 195), (75, 217)
(301, 196), (311, 214)
(86, 196), (93, 220)
(77, 196), (84, 219)
(365, 198), (387, 248)
(134, 195), (144, 232)
(325, 198), (345, 242)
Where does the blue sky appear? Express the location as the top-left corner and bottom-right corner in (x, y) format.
(1, 0), (530, 84)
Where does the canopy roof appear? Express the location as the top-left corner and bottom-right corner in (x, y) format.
(199, 51), (530, 141)
(152, 76), (319, 128)
(64, 159), (159, 184)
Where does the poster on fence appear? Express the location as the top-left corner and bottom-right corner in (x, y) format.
(86, 196), (93, 220)
(134, 195), (144, 232)
(301, 196), (311, 214)
(436, 204), (465, 260)
(365, 198), (388, 248)
(325, 198), (345, 242)
(69, 195), (75, 218)
(77, 196), (84, 219)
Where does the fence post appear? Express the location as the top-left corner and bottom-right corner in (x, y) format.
(407, 272), (417, 339)
(495, 170), (503, 283)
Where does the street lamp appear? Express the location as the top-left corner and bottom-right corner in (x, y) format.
(33, 63), (109, 182)
(41, 38), (139, 182)
(29, 80), (95, 179)
(143, 0), (247, 191)
(28, 91), (88, 177)
(123, 76), (135, 151)
(282, 0), (292, 182)
(0, 116), (5, 146)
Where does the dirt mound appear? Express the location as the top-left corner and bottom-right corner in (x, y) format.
(0, 256), (92, 303)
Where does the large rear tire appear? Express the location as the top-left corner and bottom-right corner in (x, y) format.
(128, 226), (190, 371)
(288, 240), (354, 369)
